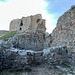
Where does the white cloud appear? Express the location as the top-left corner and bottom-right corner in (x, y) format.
(0, 0), (56, 33)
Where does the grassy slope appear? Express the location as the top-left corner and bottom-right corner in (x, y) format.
(0, 31), (16, 41)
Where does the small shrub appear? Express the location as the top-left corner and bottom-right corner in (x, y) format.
(66, 50), (68, 54)
(9, 69), (14, 73)
(16, 69), (23, 72)
(63, 62), (71, 67)
(24, 67), (32, 72)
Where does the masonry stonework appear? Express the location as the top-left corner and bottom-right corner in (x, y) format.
(51, 5), (75, 64)
(9, 14), (46, 32)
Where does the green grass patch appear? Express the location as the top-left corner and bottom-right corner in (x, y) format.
(24, 67), (32, 72)
(9, 68), (32, 72)
(0, 31), (16, 41)
(15, 69), (23, 72)
(63, 62), (71, 67)
(9, 69), (14, 73)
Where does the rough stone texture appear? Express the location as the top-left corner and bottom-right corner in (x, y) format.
(0, 6), (75, 73)
(51, 5), (75, 63)
(7, 31), (45, 50)
(0, 40), (4, 45)
(0, 46), (68, 70)
(44, 32), (52, 48)
(43, 46), (68, 65)
(9, 14), (46, 33)
(9, 19), (21, 32)
(0, 48), (43, 70)
(7, 31), (52, 51)
(1, 64), (75, 75)
(9, 14), (52, 51)
(9, 14), (47, 51)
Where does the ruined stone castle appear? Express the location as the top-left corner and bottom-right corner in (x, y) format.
(9, 14), (46, 33)
(9, 6), (75, 53)
(9, 14), (49, 50)
(0, 5), (75, 72)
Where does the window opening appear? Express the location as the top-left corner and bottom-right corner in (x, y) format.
(36, 19), (40, 23)
(20, 27), (22, 30)
(20, 20), (23, 26)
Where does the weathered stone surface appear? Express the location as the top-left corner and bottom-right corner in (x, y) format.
(0, 46), (68, 70)
(0, 46), (68, 71)
(0, 48), (42, 70)
(9, 14), (47, 51)
(9, 19), (21, 32)
(7, 30), (52, 51)
(7, 31), (45, 50)
(1, 64), (75, 75)
(0, 6), (75, 73)
(44, 32), (52, 48)
(43, 46), (68, 65)
(9, 14), (46, 33)
(51, 6), (75, 64)
(0, 40), (4, 45)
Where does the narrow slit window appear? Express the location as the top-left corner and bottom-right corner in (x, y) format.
(20, 20), (23, 26)
(20, 27), (22, 30)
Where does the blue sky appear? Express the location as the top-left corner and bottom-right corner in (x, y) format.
(0, 0), (75, 33)
(45, 0), (75, 20)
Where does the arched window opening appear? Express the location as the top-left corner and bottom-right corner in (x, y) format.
(36, 19), (40, 23)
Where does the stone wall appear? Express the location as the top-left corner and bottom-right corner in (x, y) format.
(1, 6), (75, 70)
(7, 31), (51, 51)
(0, 46), (67, 70)
(8, 14), (51, 51)
(51, 5), (75, 64)
(51, 5), (75, 53)
(9, 14), (46, 33)
(14, 31), (44, 50)
(9, 19), (21, 32)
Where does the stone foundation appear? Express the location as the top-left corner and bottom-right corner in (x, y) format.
(0, 46), (68, 70)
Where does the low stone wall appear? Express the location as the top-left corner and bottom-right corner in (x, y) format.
(43, 46), (68, 65)
(7, 31), (51, 51)
(0, 46), (68, 71)
(7, 31), (45, 50)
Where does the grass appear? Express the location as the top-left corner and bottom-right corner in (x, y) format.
(63, 62), (71, 67)
(15, 69), (23, 72)
(0, 31), (16, 41)
(24, 67), (32, 72)
(9, 67), (32, 73)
